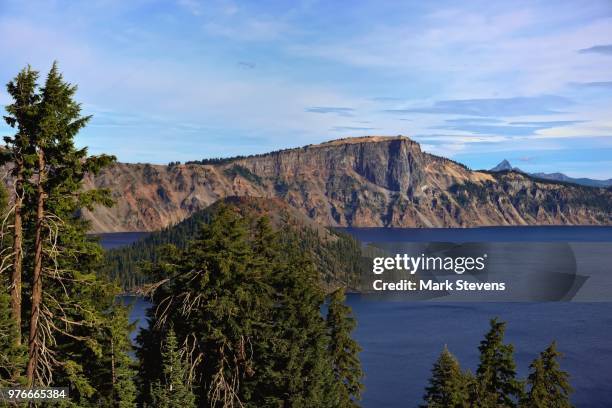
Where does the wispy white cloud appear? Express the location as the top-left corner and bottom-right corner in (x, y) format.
(578, 44), (612, 55)
(384, 95), (572, 117)
(306, 107), (355, 117)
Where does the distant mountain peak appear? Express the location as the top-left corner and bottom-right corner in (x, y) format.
(489, 159), (612, 187)
(490, 159), (514, 172)
(531, 172), (612, 188)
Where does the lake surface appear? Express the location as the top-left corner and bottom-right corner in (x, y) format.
(121, 296), (612, 407)
(336, 225), (612, 242)
(97, 232), (150, 249)
(105, 227), (612, 407)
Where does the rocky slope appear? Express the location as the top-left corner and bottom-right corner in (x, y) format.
(82, 136), (612, 232)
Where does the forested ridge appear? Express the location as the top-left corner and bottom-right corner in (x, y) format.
(100, 196), (365, 293)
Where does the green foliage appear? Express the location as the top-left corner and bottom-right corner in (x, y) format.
(521, 342), (573, 408)
(0, 186), (25, 387)
(448, 181), (490, 204)
(107, 306), (138, 407)
(422, 346), (469, 408)
(424, 320), (573, 408)
(0, 291), (26, 386)
(1, 63), (123, 405)
(186, 156), (247, 165)
(428, 154), (471, 171)
(326, 288), (363, 407)
(475, 318), (523, 407)
(101, 199), (364, 292)
(184, 145), (306, 166)
(150, 328), (196, 408)
(0, 65), (39, 178)
(137, 205), (362, 407)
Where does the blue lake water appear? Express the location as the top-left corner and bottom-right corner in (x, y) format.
(97, 232), (150, 249)
(105, 226), (612, 407)
(336, 225), (612, 243)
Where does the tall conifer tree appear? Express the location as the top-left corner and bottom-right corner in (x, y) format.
(150, 328), (196, 408)
(521, 342), (572, 408)
(422, 346), (469, 408)
(99, 305), (138, 408)
(2, 64), (119, 405)
(1, 66), (39, 344)
(22, 62), (115, 387)
(475, 318), (523, 407)
(326, 287), (363, 407)
(250, 224), (338, 407)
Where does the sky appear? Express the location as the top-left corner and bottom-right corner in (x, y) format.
(0, 0), (611, 178)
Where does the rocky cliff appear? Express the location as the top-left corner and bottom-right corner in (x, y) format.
(82, 136), (612, 232)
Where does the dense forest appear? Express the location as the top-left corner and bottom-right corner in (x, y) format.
(100, 196), (365, 293)
(0, 64), (574, 407)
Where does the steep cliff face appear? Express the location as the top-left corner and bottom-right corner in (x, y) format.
(82, 136), (612, 232)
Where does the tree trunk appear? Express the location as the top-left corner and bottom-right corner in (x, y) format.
(26, 150), (45, 386)
(10, 163), (24, 345)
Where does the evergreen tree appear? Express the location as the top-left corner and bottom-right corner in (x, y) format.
(0, 183), (26, 385)
(150, 328), (196, 408)
(521, 342), (572, 408)
(422, 346), (469, 408)
(99, 305), (138, 408)
(2, 63), (121, 405)
(17, 63), (115, 393)
(0, 292), (20, 385)
(138, 206), (275, 406)
(137, 205), (352, 407)
(475, 318), (523, 407)
(266, 233), (337, 407)
(1, 66), (39, 345)
(25, 62), (103, 384)
(326, 287), (363, 407)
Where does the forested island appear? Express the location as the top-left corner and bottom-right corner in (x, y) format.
(101, 196), (365, 293)
(0, 64), (575, 407)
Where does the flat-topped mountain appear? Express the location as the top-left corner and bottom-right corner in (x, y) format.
(82, 136), (612, 232)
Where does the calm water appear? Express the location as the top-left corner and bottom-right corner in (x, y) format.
(97, 232), (150, 249)
(336, 225), (612, 242)
(121, 296), (612, 407)
(106, 227), (612, 407)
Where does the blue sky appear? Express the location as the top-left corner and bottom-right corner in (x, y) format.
(0, 0), (611, 178)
